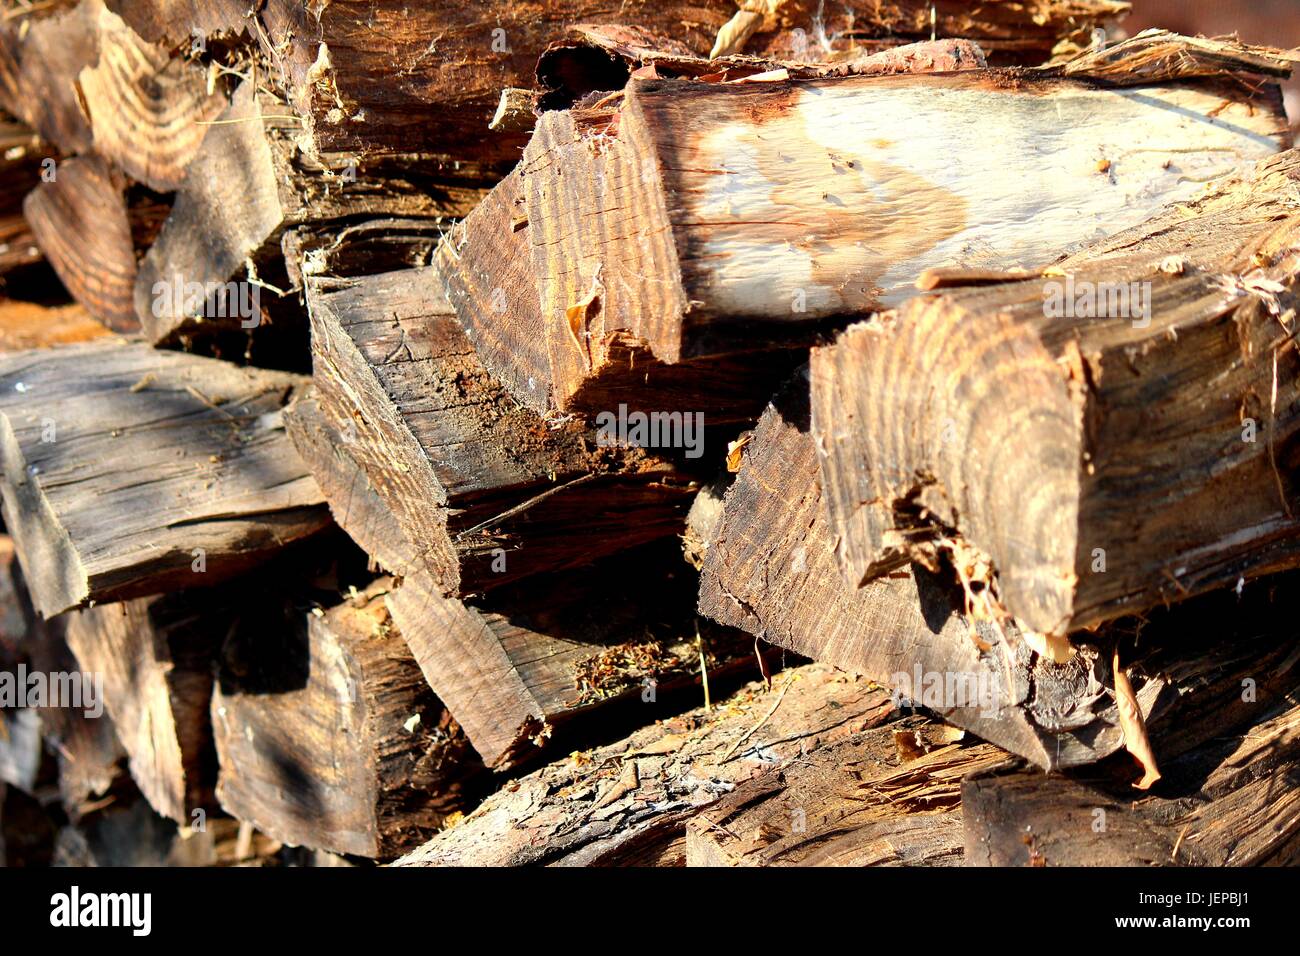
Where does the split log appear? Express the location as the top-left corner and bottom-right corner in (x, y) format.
(256, 0), (1127, 171)
(811, 147), (1300, 635)
(63, 594), (225, 824)
(23, 627), (125, 815)
(291, 384), (740, 769)
(211, 580), (482, 860)
(964, 692), (1300, 866)
(386, 546), (750, 769)
(684, 720), (1005, 866)
(0, 340), (329, 617)
(284, 388), (418, 578)
(395, 662), (896, 866)
(698, 372), (1300, 772)
(22, 155), (139, 332)
(696, 373), (1142, 768)
(77, 0), (227, 191)
(2, 539), (126, 812)
(305, 265), (696, 597)
(134, 80), (482, 346)
(517, 63), (1286, 371)
(436, 167), (802, 421)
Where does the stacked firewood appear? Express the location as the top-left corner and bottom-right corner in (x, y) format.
(2, 0), (1299, 867)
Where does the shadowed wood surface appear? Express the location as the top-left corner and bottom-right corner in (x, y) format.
(64, 594), (224, 823)
(104, 0), (251, 45)
(0, 0), (99, 153)
(812, 148), (1300, 635)
(212, 581), (482, 860)
(387, 549), (749, 769)
(0, 115), (53, 277)
(0, 340), (328, 617)
(964, 688), (1300, 866)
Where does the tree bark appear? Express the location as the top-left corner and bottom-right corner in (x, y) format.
(964, 693), (1300, 866)
(394, 662), (897, 866)
(255, 0), (1129, 172)
(684, 721), (1007, 866)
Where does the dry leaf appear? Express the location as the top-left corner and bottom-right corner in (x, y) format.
(1113, 648), (1161, 790)
(726, 432), (752, 471)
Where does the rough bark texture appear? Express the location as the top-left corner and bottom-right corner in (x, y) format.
(812, 148), (1300, 635)
(255, 0), (1129, 172)
(212, 581), (482, 860)
(0, 340), (328, 617)
(964, 690), (1300, 866)
(395, 662), (898, 866)
(684, 722), (1006, 866)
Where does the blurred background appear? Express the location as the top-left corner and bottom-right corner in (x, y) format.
(1130, 0), (1300, 125)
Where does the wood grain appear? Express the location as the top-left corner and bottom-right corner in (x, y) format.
(812, 148), (1300, 634)
(394, 662), (898, 866)
(0, 340), (328, 617)
(306, 265), (694, 597)
(79, 1), (226, 191)
(23, 156), (138, 332)
(212, 581), (482, 860)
